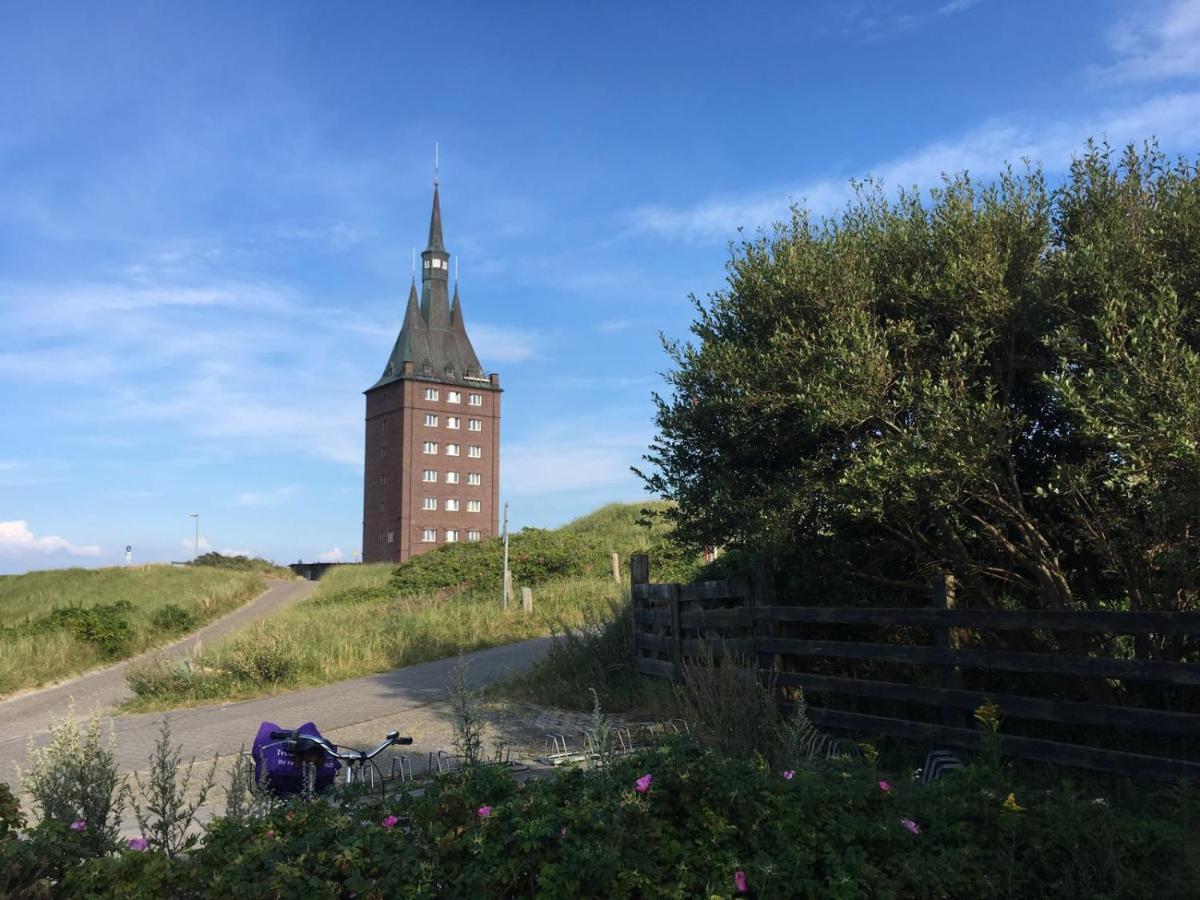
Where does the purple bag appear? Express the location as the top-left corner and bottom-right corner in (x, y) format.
(252, 721), (341, 795)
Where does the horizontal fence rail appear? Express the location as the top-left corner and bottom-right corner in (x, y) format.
(629, 554), (1200, 782)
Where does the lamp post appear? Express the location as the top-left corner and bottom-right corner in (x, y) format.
(189, 513), (199, 560)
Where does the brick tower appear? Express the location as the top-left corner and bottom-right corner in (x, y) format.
(362, 183), (501, 563)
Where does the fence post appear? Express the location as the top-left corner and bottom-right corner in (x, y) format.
(522, 587), (533, 614)
(749, 557), (780, 689)
(933, 574), (967, 727)
(668, 583), (683, 682)
(611, 551), (621, 583)
(630, 553), (649, 589)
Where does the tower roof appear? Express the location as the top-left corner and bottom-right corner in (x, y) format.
(426, 185), (445, 252)
(370, 187), (489, 391)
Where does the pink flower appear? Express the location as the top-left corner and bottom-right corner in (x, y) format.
(559, 826), (568, 837)
(381, 814), (398, 829)
(265, 829), (275, 839)
(635, 773), (653, 794)
(783, 769), (795, 780)
(127, 837), (148, 851)
(878, 780), (891, 792)
(734, 869), (749, 893)
(69, 820), (86, 832)
(477, 805), (492, 818)
(900, 817), (920, 835)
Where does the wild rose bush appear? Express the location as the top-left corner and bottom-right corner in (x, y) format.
(9, 740), (1198, 899)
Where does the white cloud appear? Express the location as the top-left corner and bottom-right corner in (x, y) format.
(502, 419), (652, 497)
(631, 92), (1200, 243)
(1101, 0), (1200, 83)
(0, 520), (101, 556)
(599, 319), (631, 334)
(234, 486), (299, 507)
(469, 323), (539, 363)
(318, 546), (344, 562)
(938, 0), (982, 14)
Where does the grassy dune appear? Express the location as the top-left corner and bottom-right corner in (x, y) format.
(0, 565), (269, 697)
(124, 502), (697, 710)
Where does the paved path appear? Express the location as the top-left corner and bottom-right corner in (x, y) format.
(0, 577), (315, 782)
(1, 631), (552, 789)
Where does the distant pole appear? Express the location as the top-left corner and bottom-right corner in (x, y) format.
(189, 513), (199, 560)
(501, 501), (510, 609)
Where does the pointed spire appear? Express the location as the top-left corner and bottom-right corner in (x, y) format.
(451, 283), (464, 331)
(426, 185), (445, 252)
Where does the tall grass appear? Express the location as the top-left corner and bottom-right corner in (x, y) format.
(125, 502), (697, 710)
(125, 568), (631, 710)
(0, 565), (267, 697)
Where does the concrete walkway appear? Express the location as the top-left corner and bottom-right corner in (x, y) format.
(0, 577), (316, 783)
(1, 629), (552, 789)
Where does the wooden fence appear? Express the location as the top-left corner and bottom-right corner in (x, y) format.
(629, 554), (1200, 781)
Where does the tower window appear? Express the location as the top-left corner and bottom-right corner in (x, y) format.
(423, 497), (437, 510)
(467, 500), (481, 513)
(446, 529), (459, 543)
(447, 416), (460, 429)
(446, 443), (460, 457)
(468, 419), (482, 431)
(424, 413), (438, 427)
(422, 469), (438, 482)
(424, 260), (431, 269)
(445, 471), (460, 485)
(421, 528), (436, 542)
(448, 391), (462, 403)
(468, 445), (482, 458)
(445, 498), (460, 512)
(386, 530), (394, 544)
(468, 394), (483, 406)
(423, 441), (438, 454)
(468, 473), (481, 485)
(425, 388), (439, 401)
(467, 530), (481, 541)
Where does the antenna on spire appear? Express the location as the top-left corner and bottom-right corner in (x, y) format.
(455, 257), (459, 286)
(434, 142), (439, 188)
(411, 247), (416, 280)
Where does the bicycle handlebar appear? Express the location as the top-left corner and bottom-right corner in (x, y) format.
(268, 729), (411, 762)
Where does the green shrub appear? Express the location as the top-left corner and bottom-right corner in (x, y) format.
(188, 552), (290, 576)
(18, 705), (127, 857)
(150, 604), (197, 633)
(221, 626), (297, 684)
(0, 782), (22, 840)
(5, 602), (136, 656)
(28, 741), (1198, 899)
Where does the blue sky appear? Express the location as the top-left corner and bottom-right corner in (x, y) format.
(2, 0), (1199, 573)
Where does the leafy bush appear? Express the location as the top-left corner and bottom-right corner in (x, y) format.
(20, 741), (1197, 899)
(388, 502), (703, 598)
(0, 783), (22, 840)
(221, 626), (297, 684)
(131, 718), (218, 857)
(18, 705), (126, 857)
(188, 552), (291, 577)
(5, 602), (136, 657)
(150, 604), (197, 633)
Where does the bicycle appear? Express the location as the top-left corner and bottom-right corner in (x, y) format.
(255, 722), (413, 800)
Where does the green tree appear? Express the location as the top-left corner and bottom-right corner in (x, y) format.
(639, 143), (1199, 661)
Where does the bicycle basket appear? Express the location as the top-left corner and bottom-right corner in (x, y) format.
(252, 720), (341, 795)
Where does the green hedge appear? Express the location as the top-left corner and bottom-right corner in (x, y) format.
(9, 742), (1196, 899)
